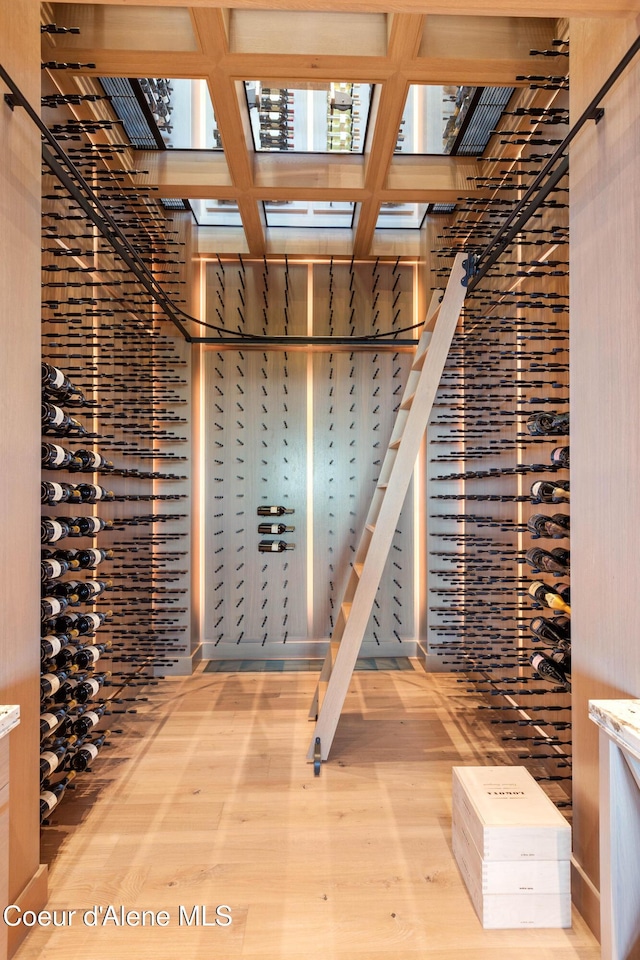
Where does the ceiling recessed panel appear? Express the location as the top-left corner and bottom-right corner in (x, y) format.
(245, 83), (372, 154)
(264, 201), (355, 229)
(395, 85), (476, 155)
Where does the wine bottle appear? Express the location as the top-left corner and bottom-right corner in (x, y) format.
(76, 579), (111, 602)
(41, 518), (80, 544)
(258, 540), (295, 552)
(43, 580), (81, 602)
(40, 594), (72, 620)
(256, 506), (294, 516)
(42, 401), (69, 432)
(66, 516), (112, 537)
(44, 548), (81, 570)
(73, 610), (111, 636)
(74, 547), (114, 569)
(530, 480), (570, 503)
(525, 547), (570, 574)
(70, 730), (110, 772)
(41, 361), (82, 401)
(42, 442), (71, 469)
(550, 445), (570, 468)
(526, 513), (569, 538)
(40, 771), (76, 822)
(40, 705), (70, 738)
(40, 665), (79, 699)
(70, 702), (108, 737)
(529, 615), (570, 647)
(528, 580), (571, 615)
(41, 556), (70, 581)
(67, 449), (113, 472)
(257, 523), (295, 534)
(73, 641), (111, 669)
(530, 651), (571, 688)
(42, 407), (88, 439)
(41, 481), (81, 506)
(75, 671), (111, 703)
(76, 483), (115, 503)
(40, 735), (77, 782)
(526, 411), (569, 436)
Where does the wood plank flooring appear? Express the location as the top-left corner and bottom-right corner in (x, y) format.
(15, 665), (599, 960)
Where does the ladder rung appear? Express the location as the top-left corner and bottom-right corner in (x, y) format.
(366, 523), (375, 533)
(340, 601), (352, 621)
(377, 483), (388, 490)
(412, 348), (429, 371)
(400, 393), (415, 410)
(389, 438), (401, 449)
(353, 562), (364, 578)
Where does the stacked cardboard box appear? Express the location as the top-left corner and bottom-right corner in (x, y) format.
(452, 766), (571, 929)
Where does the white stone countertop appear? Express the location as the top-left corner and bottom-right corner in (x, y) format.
(0, 705), (20, 741)
(589, 699), (640, 761)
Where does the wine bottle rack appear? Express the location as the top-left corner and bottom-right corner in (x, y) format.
(38, 77), (192, 822)
(427, 62), (572, 809)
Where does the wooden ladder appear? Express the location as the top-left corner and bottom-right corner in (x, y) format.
(307, 253), (468, 764)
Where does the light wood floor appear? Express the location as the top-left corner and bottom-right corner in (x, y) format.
(16, 664), (599, 960)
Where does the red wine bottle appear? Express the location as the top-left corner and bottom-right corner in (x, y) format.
(258, 523), (295, 534)
(257, 505), (294, 516)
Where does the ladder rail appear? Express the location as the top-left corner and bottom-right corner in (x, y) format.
(307, 254), (467, 760)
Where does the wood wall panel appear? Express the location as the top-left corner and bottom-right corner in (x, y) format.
(0, 0), (46, 936)
(570, 15), (640, 937)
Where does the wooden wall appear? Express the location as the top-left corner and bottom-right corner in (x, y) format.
(0, 0), (47, 949)
(569, 14), (640, 938)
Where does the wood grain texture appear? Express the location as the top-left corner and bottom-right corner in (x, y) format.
(0, 0), (46, 934)
(12, 669), (599, 960)
(50, 0), (640, 15)
(569, 15), (640, 939)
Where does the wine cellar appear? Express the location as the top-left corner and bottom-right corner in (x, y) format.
(1, 3), (640, 959)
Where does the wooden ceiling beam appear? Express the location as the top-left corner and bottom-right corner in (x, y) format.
(68, 0), (640, 16)
(353, 14), (423, 256)
(128, 150), (480, 200)
(190, 8), (266, 254)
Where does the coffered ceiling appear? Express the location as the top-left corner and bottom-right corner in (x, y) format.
(41, 1), (634, 257)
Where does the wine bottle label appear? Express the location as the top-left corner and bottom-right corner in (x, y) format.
(41, 712), (59, 731)
(52, 445), (65, 466)
(269, 507), (279, 514)
(43, 635), (62, 656)
(47, 520), (64, 541)
(48, 559), (63, 578)
(269, 525), (279, 533)
(88, 452), (100, 467)
(83, 711), (100, 727)
(51, 406), (65, 426)
(271, 542), (280, 551)
(85, 614), (101, 629)
(43, 597), (63, 616)
(52, 368), (65, 388)
(41, 751), (59, 773)
(84, 646), (100, 662)
(50, 483), (64, 501)
(82, 743), (99, 761)
(41, 790), (58, 811)
(85, 581), (101, 593)
(87, 517), (101, 533)
(42, 674), (61, 694)
(84, 679), (100, 696)
(87, 550), (101, 565)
